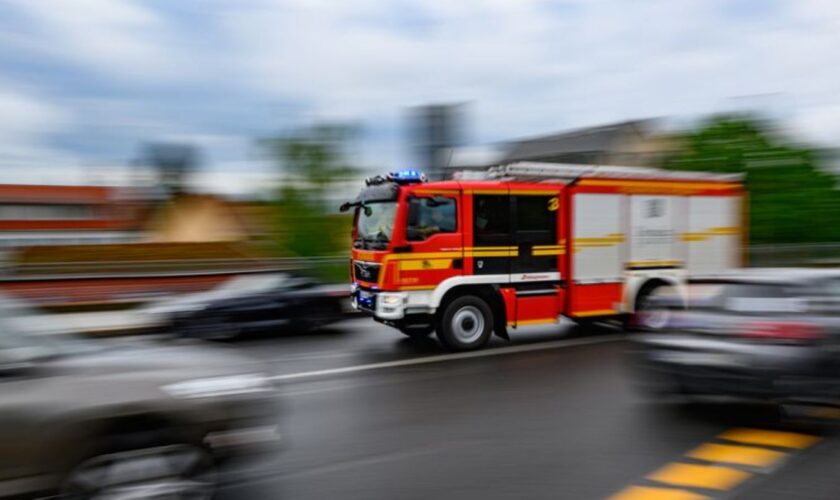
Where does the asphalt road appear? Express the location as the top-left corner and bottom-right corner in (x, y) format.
(216, 318), (840, 499)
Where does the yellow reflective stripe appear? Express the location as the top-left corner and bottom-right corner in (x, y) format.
(647, 463), (751, 491)
(398, 259), (452, 271)
(574, 309), (617, 317)
(466, 189), (556, 195)
(463, 246), (517, 251)
(397, 285), (436, 290)
(532, 249), (565, 256)
(575, 237), (625, 244)
(718, 428), (821, 449)
(509, 318), (559, 326)
(681, 226), (740, 242)
(573, 233), (626, 249)
(708, 226), (739, 235)
(579, 179), (740, 191)
(383, 251), (463, 262)
(466, 250), (518, 257)
(609, 486), (708, 500)
(687, 443), (785, 468)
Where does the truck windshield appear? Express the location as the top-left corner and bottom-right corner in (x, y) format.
(355, 202), (397, 250)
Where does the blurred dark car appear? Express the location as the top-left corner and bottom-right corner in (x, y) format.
(142, 273), (347, 340)
(632, 268), (840, 405)
(0, 308), (280, 498)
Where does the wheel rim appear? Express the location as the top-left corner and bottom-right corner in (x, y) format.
(451, 305), (484, 344)
(63, 445), (216, 500)
(638, 297), (670, 330)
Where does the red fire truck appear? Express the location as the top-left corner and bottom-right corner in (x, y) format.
(341, 162), (745, 351)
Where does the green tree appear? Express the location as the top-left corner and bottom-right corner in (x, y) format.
(666, 115), (840, 244)
(260, 124), (360, 277)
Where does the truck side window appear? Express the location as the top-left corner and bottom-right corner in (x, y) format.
(407, 197), (457, 241)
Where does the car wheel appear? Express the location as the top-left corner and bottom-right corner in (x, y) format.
(293, 302), (342, 332)
(61, 443), (217, 500)
(184, 316), (240, 341)
(436, 296), (493, 351)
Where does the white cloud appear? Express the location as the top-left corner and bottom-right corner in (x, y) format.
(3, 0), (840, 191)
(0, 84), (85, 181)
(6, 0), (192, 83)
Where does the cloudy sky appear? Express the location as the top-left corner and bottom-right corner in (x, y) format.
(0, 0), (839, 193)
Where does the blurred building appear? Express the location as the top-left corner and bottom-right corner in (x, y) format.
(410, 104), (464, 180)
(447, 119), (679, 174)
(144, 194), (270, 243)
(0, 184), (149, 250)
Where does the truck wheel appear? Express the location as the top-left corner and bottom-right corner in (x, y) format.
(629, 284), (676, 331)
(436, 296), (493, 351)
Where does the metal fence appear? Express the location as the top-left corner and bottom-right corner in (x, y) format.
(749, 243), (840, 268)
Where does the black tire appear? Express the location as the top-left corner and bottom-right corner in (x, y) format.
(183, 315), (241, 341)
(627, 284), (675, 332)
(398, 324), (435, 338)
(435, 295), (493, 351)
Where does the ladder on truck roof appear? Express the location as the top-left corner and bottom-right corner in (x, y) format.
(459, 161), (743, 183)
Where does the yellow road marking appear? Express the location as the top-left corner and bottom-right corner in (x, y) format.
(718, 428), (821, 449)
(647, 463), (751, 491)
(687, 443), (786, 468)
(609, 486), (709, 500)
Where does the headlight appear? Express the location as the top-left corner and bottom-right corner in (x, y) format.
(381, 294), (403, 305)
(162, 373), (273, 399)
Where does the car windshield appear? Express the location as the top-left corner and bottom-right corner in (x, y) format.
(355, 202), (397, 250)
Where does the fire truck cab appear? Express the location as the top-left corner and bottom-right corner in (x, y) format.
(342, 162), (745, 351)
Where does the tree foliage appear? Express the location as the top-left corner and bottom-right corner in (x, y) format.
(666, 115), (840, 244)
(261, 124), (359, 270)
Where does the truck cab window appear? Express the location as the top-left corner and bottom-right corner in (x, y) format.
(407, 197), (457, 241)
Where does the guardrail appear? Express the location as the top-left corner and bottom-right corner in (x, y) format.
(749, 243), (840, 267)
(1, 255), (350, 279)
(3, 243), (839, 280)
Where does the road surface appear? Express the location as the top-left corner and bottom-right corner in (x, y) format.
(214, 318), (840, 499)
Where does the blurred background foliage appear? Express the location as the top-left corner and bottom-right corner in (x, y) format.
(260, 124), (360, 281)
(666, 115), (840, 244)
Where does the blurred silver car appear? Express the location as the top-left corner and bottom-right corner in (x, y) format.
(632, 268), (840, 404)
(0, 297), (281, 499)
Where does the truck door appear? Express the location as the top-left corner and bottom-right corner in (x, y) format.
(512, 194), (560, 275)
(401, 192), (464, 288)
(471, 194), (512, 277)
(511, 193), (564, 326)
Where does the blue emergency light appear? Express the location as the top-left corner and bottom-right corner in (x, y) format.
(388, 169), (427, 184)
